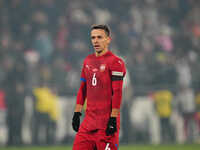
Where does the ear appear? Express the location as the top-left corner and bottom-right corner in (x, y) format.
(107, 36), (111, 43)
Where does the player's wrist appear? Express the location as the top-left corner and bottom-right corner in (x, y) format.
(74, 104), (83, 112)
(111, 108), (119, 117)
(110, 114), (118, 117)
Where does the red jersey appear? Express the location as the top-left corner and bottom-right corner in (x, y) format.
(76, 51), (126, 131)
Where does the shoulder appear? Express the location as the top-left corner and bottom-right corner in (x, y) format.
(108, 51), (126, 74)
(108, 51), (126, 66)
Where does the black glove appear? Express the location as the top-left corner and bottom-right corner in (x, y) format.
(72, 112), (82, 132)
(106, 117), (117, 136)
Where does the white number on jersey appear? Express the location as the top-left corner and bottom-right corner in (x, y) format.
(92, 73), (97, 86)
(105, 143), (111, 150)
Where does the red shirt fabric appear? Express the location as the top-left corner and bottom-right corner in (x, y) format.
(77, 51), (126, 131)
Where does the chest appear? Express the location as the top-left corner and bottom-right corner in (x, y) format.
(84, 59), (111, 87)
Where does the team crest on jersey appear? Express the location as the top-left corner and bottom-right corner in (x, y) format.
(100, 64), (106, 72)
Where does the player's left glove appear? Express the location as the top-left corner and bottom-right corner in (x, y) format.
(72, 112), (82, 132)
(106, 117), (117, 136)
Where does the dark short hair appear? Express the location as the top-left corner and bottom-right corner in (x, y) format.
(91, 24), (110, 36)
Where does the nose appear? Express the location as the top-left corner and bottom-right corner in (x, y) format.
(93, 38), (98, 43)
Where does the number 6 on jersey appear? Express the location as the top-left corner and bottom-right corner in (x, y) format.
(105, 143), (111, 150)
(92, 73), (97, 86)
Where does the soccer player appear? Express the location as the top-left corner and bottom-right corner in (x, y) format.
(72, 24), (126, 150)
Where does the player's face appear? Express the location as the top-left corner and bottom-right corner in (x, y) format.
(91, 29), (111, 54)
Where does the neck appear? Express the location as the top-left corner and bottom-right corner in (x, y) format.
(95, 49), (108, 57)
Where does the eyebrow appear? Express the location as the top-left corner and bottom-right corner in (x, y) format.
(91, 35), (103, 38)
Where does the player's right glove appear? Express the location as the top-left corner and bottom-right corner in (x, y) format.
(106, 117), (117, 136)
(72, 112), (82, 132)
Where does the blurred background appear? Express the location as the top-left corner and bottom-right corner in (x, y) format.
(0, 0), (200, 147)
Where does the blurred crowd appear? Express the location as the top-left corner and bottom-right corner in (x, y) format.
(0, 0), (200, 146)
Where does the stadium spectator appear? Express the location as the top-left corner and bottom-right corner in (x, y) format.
(32, 81), (59, 145)
(153, 90), (174, 143)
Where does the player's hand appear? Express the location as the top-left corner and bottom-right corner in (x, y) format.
(72, 112), (82, 132)
(106, 117), (117, 136)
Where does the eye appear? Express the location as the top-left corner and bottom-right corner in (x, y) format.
(97, 36), (102, 39)
(91, 36), (95, 40)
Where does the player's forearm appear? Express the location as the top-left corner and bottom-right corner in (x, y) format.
(111, 108), (120, 117)
(111, 80), (123, 109)
(76, 81), (87, 105)
(74, 104), (83, 112)
(111, 80), (123, 117)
